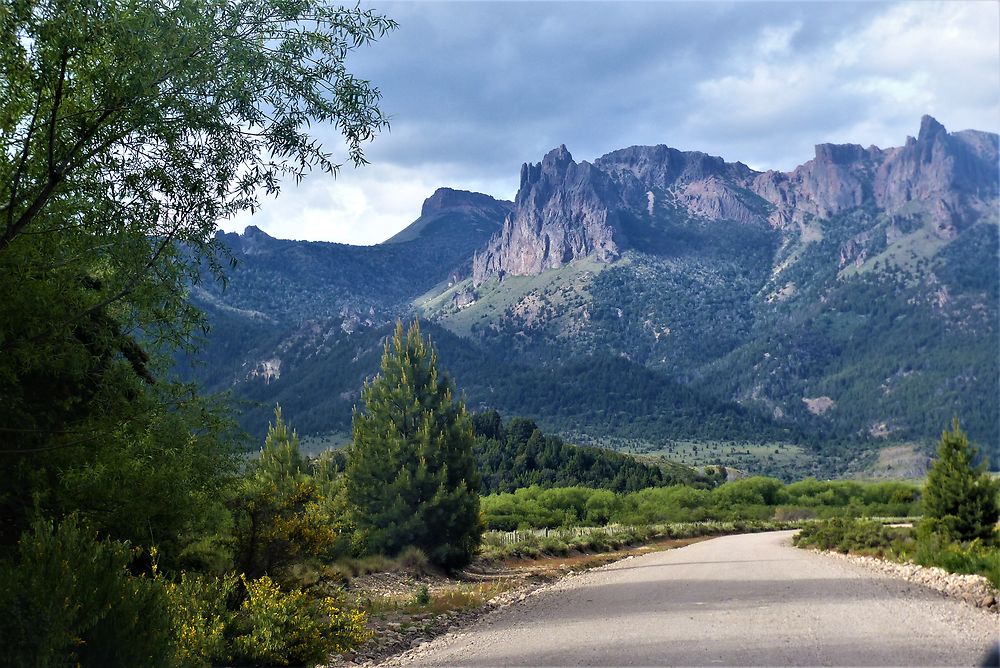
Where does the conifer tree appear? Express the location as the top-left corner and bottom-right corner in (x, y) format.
(234, 406), (339, 576)
(921, 419), (999, 543)
(346, 321), (482, 568)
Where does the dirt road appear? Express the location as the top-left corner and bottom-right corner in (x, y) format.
(388, 530), (998, 666)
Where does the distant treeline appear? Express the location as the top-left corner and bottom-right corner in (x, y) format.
(481, 477), (921, 531)
(470, 411), (723, 494)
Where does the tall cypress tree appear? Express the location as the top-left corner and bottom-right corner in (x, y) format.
(921, 419), (999, 543)
(346, 321), (482, 568)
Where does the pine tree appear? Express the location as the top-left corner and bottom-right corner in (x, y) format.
(921, 419), (999, 543)
(234, 406), (340, 576)
(346, 321), (482, 568)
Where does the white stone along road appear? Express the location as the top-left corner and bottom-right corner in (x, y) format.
(387, 531), (999, 666)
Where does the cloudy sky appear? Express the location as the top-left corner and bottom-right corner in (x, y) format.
(222, 1), (1000, 245)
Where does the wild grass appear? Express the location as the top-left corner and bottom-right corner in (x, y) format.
(480, 520), (810, 562)
(362, 580), (518, 618)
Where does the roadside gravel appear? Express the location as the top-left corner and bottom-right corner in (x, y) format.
(819, 550), (998, 611)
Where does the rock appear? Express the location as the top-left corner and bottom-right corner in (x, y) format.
(472, 146), (622, 285)
(472, 116), (997, 286)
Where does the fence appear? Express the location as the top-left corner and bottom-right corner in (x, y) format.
(484, 524), (641, 546)
(482, 517), (919, 547)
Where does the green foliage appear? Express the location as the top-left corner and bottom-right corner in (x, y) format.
(0, 0), (397, 546)
(793, 517), (907, 556)
(412, 584), (431, 606)
(162, 572), (236, 667)
(347, 321), (482, 568)
(472, 412), (703, 493)
(795, 515), (1000, 590)
(0, 516), (173, 668)
(162, 570), (370, 667)
(480, 520), (801, 562)
(481, 477), (921, 531)
(231, 575), (370, 666)
(920, 419), (999, 543)
(912, 535), (1000, 589)
(233, 406), (349, 578)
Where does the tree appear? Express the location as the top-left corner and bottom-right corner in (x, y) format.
(921, 419), (999, 543)
(346, 321), (482, 568)
(234, 406), (345, 577)
(0, 0), (394, 547)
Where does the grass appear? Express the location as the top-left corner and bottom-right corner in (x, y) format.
(570, 435), (816, 477)
(480, 520), (811, 562)
(361, 580), (520, 618)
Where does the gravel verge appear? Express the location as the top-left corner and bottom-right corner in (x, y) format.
(818, 549), (999, 612)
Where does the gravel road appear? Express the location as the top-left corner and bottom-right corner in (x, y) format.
(387, 531), (998, 666)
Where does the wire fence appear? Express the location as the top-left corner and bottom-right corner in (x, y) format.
(482, 517), (919, 547)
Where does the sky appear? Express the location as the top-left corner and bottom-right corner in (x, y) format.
(221, 1), (1000, 245)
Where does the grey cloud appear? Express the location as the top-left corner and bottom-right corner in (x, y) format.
(255, 1), (998, 242)
(350, 2), (900, 172)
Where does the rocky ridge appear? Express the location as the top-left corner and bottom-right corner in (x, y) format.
(472, 146), (623, 285)
(471, 116), (998, 284)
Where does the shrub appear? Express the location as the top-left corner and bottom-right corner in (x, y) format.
(411, 584), (431, 606)
(793, 517), (905, 556)
(396, 546), (433, 575)
(231, 575), (371, 666)
(0, 516), (174, 668)
(162, 572), (236, 667)
(913, 537), (1000, 589)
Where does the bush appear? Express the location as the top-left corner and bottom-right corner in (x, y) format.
(913, 536), (1000, 589)
(0, 516), (174, 668)
(231, 575), (370, 666)
(793, 517), (907, 556)
(162, 572), (236, 667)
(396, 546), (433, 575)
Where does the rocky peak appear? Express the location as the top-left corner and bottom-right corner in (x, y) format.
(596, 145), (769, 226)
(917, 114), (947, 143)
(595, 145), (747, 187)
(420, 187), (508, 218)
(813, 143), (868, 165)
(472, 115), (996, 285)
(383, 188), (512, 245)
(472, 146), (622, 285)
(219, 224), (276, 256)
(752, 116), (997, 234)
(243, 225), (272, 239)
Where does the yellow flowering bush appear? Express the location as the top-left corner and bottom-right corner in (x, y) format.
(231, 575), (371, 666)
(162, 572), (237, 667)
(163, 572), (371, 667)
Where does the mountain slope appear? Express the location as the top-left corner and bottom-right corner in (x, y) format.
(183, 116), (999, 474)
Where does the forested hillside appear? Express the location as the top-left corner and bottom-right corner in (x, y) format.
(182, 117), (999, 475)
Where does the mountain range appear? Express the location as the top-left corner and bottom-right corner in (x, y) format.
(183, 116), (999, 479)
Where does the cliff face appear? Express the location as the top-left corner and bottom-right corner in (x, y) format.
(471, 116), (997, 284)
(595, 145), (768, 226)
(751, 115), (998, 236)
(472, 146), (623, 285)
